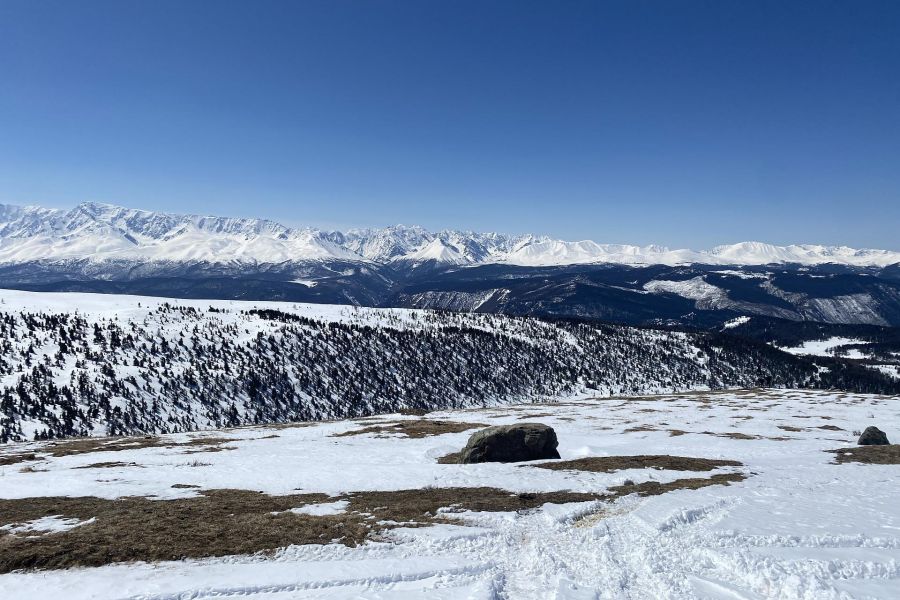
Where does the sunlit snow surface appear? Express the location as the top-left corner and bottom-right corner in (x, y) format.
(779, 337), (872, 359)
(4, 202), (900, 266)
(1, 388), (899, 599)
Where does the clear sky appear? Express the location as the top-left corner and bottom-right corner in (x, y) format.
(1, 1), (898, 249)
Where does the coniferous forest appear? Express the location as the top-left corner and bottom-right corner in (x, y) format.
(1, 298), (897, 443)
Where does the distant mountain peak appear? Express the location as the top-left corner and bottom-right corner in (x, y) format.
(0, 201), (898, 268)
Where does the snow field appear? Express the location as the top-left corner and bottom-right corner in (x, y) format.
(0, 388), (898, 598)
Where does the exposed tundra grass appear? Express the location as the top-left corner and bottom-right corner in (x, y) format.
(828, 445), (900, 465)
(0, 487), (596, 573)
(332, 419), (488, 439)
(0, 471), (748, 574)
(528, 455), (743, 473)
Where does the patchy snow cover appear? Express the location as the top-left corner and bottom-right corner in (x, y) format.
(3, 202), (900, 267)
(287, 501), (350, 517)
(0, 515), (96, 535)
(290, 279), (318, 287)
(779, 337), (872, 358)
(2, 288), (836, 443)
(643, 276), (731, 309)
(710, 270), (769, 279)
(1, 389), (899, 598)
(869, 365), (900, 380)
(723, 316), (751, 329)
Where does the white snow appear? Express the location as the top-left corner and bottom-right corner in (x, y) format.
(401, 238), (468, 264)
(643, 276), (730, 309)
(0, 515), (96, 535)
(869, 365), (900, 380)
(1, 388), (899, 598)
(710, 270), (769, 279)
(3, 202), (900, 267)
(779, 337), (871, 358)
(286, 501), (350, 517)
(723, 316), (751, 329)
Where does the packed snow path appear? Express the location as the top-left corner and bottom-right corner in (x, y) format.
(1, 389), (899, 599)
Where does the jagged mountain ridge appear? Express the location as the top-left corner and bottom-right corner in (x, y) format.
(4, 202), (900, 328)
(2, 202), (900, 267)
(1, 290), (895, 443)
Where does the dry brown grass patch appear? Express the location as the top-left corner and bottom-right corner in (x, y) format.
(0, 468), (752, 574)
(333, 419), (487, 439)
(44, 436), (167, 457)
(529, 455), (742, 474)
(607, 472), (747, 497)
(344, 487), (601, 525)
(0, 486), (602, 574)
(398, 408), (430, 416)
(701, 431), (759, 440)
(436, 451), (463, 464)
(0, 452), (38, 467)
(32, 435), (238, 460)
(0, 489), (345, 573)
(267, 421), (318, 430)
(623, 425), (658, 433)
(828, 445), (900, 465)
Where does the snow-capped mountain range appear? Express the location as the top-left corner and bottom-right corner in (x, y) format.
(2, 202), (899, 268)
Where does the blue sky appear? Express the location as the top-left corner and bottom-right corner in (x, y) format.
(0, 0), (898, 249)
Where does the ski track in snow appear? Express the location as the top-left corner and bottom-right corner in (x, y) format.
(1, 388), (899, 599)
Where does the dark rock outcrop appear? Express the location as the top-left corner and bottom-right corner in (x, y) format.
(858, 426), (890, 446)
(458, 423), (560, 464)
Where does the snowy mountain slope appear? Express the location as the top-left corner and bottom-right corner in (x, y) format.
(393, 265), (900, 327)
(4, 202), (900, 328)
(0, 202), (364, 264)
(2, 289), (894, 443)
(2, 202), (899, 267)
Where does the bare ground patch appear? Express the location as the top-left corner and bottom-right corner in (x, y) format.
(607, 472), (746, 497)
(1, 435), (241, 470)
(0, 452), (38, 467)
(332, 419), (487, 439)
(0, 489), (337, 573)
(528, 455), (743, 473)
(74, 461), (142, 469)
(42, 436), (170, 457)
(623, 425), (658, 433)
(436, 451), (464, 464)
(0, 486), (596, 573)
(828, 445), (900, 465)
(699, 431), (790, 441)
(0, 468), (750, 574)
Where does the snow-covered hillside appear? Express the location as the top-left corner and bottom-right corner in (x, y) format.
(2, 202), (899, 267)
(4, 289), (892, 443)
(1, 389), (898, 598)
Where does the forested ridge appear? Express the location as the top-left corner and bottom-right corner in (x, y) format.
(1, 300), (896, 442)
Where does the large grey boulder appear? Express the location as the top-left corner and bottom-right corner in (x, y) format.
(458, 423), (560, 464)
(858, 426), (890, 446)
